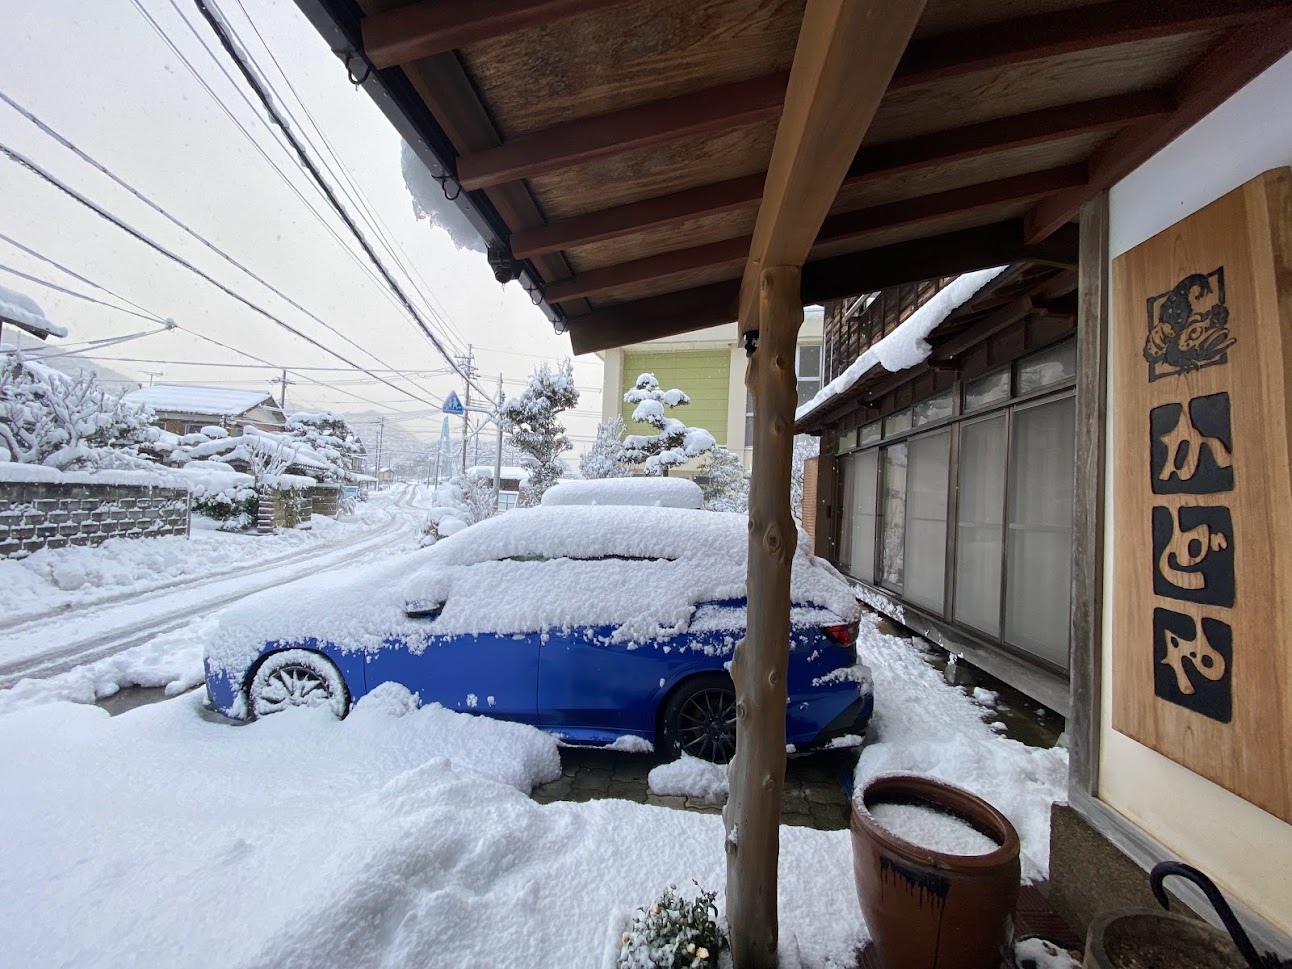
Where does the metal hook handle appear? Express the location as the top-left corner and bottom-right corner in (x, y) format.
(1150, 862), (1276, 969)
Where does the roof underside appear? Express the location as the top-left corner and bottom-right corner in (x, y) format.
(297, 0), (1292, 354)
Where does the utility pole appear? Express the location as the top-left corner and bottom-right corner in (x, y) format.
(374, 416), (385, 491)
(143, 370), (162, 387)
(458, 344), (476, 475)
(492, 374), (504, 512)
(277, 369), (295, 411)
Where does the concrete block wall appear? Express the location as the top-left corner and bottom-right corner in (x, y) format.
(257, 488), (313, 534)
(0, 481), (190, 559)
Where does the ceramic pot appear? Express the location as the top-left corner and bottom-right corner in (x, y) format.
(1083, 910), (1246, 969)
(850, 774), (1021, 969)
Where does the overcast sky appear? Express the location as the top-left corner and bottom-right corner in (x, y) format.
(0, 0), (606, 452)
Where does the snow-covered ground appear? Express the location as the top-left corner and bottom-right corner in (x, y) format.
(0, 489), (406, 629)
(0, 600), (1067, 968)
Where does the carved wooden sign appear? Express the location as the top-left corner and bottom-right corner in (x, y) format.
(1112, 168), (1292, 824)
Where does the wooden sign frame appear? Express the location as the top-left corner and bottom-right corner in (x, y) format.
(1111, 168), (1292, 823)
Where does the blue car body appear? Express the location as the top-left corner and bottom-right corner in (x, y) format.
(203, 506), (872, 754)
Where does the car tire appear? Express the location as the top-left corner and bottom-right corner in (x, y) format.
(659, 674), (738, 765)
(247, 649), (349, 720)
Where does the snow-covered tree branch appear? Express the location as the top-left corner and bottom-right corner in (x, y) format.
(580, 416), (629, 479)
(499, 359), (579, 506)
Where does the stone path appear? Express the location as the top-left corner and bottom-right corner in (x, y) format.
(531, 747), (859, 831)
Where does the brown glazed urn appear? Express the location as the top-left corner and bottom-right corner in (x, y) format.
(850, 774), (1022, 969)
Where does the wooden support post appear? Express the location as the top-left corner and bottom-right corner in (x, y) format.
(725, 265), (803, 969)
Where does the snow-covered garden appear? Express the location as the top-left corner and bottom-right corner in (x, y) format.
(0, 608), (1067, 968)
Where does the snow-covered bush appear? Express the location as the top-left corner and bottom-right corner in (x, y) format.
(580, 416), (629, 479)
(499, 359), (579, 506)
(697, 446), (748, 512)
(619, 883), (725, 969)
(620, 374), (716, 476)
(420, 476), (490, 545)
(790, 435), (819, 521)
(0, 355), (156, 470)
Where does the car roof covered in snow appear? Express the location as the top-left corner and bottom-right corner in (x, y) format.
(205, 505), (858, 674)
(541, 476), (702, 509)
(122, 383), (275, 416)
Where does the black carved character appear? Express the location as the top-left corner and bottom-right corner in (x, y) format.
(1151, 505), (1235, 607)
(1149, 393), (1234, 495)
(1143, 268), (1236, 382)
(1152, 608), (1232, 723)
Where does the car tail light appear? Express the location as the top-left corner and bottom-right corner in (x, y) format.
(821, 622), (858, 647)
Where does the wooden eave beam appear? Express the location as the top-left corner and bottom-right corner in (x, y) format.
(455, 73), (788, 191)
(931, 296), (1037, 361)
(362, 0), (631, 69)
(1024, 15), (1292, 242)
(511, 91), (1167, 261)
(547, 166), (1085, 304)
(892, 0), (1287, 89)
(567, 219), (1079, 354)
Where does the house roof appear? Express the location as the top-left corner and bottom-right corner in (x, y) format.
(284, 0), (1292, 354)
(0, 285), (67, 340)
(123, 384), (278, 418)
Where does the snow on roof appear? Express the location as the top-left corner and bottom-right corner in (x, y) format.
(541, 477), (702, 509)
(795, 266), (1008, 424)
(0, 285), (67, 339)
(183, 429), (332, 472)
(122, 383), (275, 417)
(466, 465), (530, 481)
(205, 505), (859, 675)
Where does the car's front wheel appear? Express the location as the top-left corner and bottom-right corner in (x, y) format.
(660, 675), (737, 764)
(247, 649), (349, 720)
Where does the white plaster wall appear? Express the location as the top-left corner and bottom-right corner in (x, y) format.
(1101, 52), (1292, 934)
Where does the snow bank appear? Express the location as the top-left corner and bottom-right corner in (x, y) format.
(0, 461), (189, 488)
(648, 755), (730, 801)
(206, 506), (860, 677)
(0, 283), (67, 338)
(796, 267), (1007, 423)
(0, 692), (866, 968)
(541, 476), (703, 509)
(851, 613), (1067, 882)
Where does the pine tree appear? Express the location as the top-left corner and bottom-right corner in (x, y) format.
(620, 373), (716, 476)
(580, 416), (630, 479)
(697, 446), (749, 512)
(285, 411), (364, 479)
(499, 359), (580, 506)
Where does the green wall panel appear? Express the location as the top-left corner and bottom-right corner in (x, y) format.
(621, 350), (729, 447)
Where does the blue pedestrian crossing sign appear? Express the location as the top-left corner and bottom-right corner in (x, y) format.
(442, 390), (465, 415)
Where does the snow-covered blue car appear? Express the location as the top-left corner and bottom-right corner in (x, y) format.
(203, 505), (872, 763)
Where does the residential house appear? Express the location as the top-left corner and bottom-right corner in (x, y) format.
(598, 307), (822, 477)
(123, 384), (286, 436)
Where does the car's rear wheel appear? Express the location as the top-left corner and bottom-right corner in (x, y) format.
(660, 675), (737, 765)
(247, 650), (349, 720)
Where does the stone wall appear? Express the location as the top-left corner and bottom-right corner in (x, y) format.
(310, 484), (340, 518)
(257, 487), (313, 534)
(0, 480), (190, 559)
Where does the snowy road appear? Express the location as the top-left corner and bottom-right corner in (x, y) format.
(0, 485), (427, 687)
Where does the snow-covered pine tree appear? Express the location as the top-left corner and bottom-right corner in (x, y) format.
(697, 446), (749, 512)
(619, 373), (716, 476)
(579, 416), (630, 479)
(284, 411), (364, 479)
(499, 359), (580, 506)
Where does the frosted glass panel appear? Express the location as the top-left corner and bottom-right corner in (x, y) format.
(903, 431), (950, 612)
(1005, 396), (1076, 668)
(836, 457), (854, 572)
(965, 369), (1010, 411)
(954, 416), (1007, 636)
(847, 450), (878, 582)
(1016, 340), (1076, 394)
(880, 444), (908, 589)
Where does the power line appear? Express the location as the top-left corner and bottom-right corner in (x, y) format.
(192, 0), (492, 404)
(0, 144), (447, 411)
(0, 261), (166, 327)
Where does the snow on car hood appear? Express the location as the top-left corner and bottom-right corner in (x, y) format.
(205, 507), (859, 675)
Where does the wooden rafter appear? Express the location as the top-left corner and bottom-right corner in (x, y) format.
(455, 73), (788, 191)
(1025, 14), (1292, 242)
(892, 0), (1287, 89)
(565, 220), (1080, 354)
(547, 167), (1084, 304)
(512, 91), (1167, 260)
(362, 0), (630, 69)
